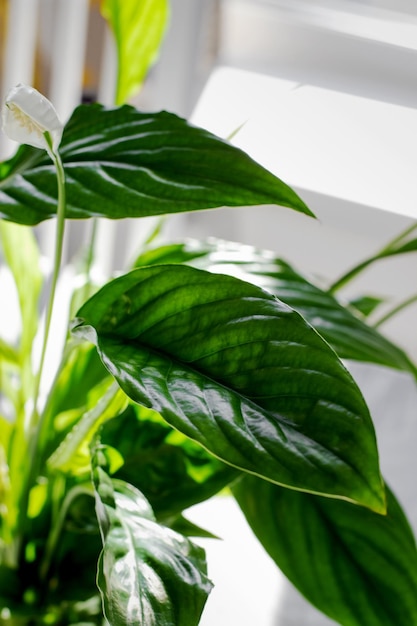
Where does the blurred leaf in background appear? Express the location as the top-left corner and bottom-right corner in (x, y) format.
(101, 0), (170, 104)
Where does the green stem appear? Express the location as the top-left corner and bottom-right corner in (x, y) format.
(328, 258), (374, 294)
(17, 142), (66, 542)
(328, 221), (417, 294)
(81, 218), (98, 304)
(31, 151), (66, 417)
(29, 217), (99, 460)
(373, 293), (417, 328)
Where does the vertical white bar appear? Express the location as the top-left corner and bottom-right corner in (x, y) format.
(2, 0), (39, 93)
(1, 0), (40, 158)
(39, 0), (90, 261)
(97, 27), (117, 106)
(48, 0), (90, 122)
(94, 24), (118, 277)
(147, 0), (218, 117)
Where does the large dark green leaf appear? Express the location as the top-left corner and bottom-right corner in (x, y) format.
(73, 264), (385, 512)
(101, 403), (239, 521)
(101, 0), (170, 105)
(0, 105), (312, 226)
(233, 475), (417, 626)
(92, 444), (212, 626)
(134, 238), (415, 373)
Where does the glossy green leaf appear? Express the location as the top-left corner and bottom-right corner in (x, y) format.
(0, 105), (312, 226)
(101, 403), (239, 520)
(101, 0), (169, 105)
(92, 444), (212, 626)
(233, 475), (417, 626)
(134, 238), (415, 373)
(73, 264), (385, 512)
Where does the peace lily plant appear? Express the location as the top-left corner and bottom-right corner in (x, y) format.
(1, 2), (417, 626)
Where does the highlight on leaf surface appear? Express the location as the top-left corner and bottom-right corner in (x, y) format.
(134, 237), (416, 375)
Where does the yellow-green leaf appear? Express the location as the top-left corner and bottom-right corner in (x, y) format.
(101, 0), (170, 104)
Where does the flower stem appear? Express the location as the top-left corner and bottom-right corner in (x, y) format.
(18, 139), (66, 540)
(31, 150), (66, 417)
(81, 218), (98, 304)
(328, 221), (417, 294)
(373, 292), (417, 328)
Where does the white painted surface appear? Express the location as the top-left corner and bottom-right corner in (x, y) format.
(188, 495), (286, 626)
(185, 65), (417, 625)
(192, 66), (417, 220)
(185, 66), (417, 358)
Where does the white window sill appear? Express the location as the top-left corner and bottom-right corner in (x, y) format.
(188, 66), (416, 357)
(191, 65), (416, 222)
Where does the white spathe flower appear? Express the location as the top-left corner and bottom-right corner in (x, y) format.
(2, 83), (63, 156)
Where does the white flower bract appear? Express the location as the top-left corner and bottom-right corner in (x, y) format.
(2, 83), (63, 155)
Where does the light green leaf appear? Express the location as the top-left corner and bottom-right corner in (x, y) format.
(101, 0), (170, 104)
(36, 341), (111, 469)
(0, 337), (19, 365)
(92, 444), (212, 626)
(0, 221), (42, 359)
(73, 264), (385, 512)
(0, 416), (11, 449)
(233, 475), (417, 626)
(47, 382), (127, 476)
(134, 238), (415, 373)
(0, 105), (312, 226)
